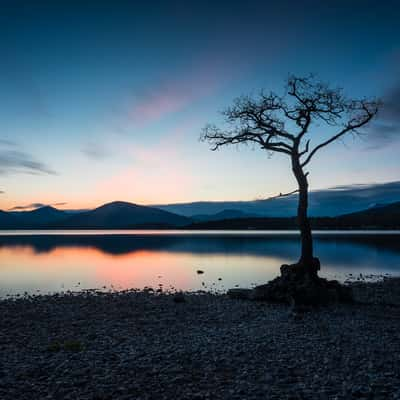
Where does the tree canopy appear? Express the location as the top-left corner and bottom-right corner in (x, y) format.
(202, 75), (380, 169)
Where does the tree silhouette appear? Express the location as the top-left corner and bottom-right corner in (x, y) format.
(202, 75), (380, 277)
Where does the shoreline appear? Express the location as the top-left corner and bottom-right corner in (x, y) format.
(1, 229), (400, 234)
(1, 284), (399, 399)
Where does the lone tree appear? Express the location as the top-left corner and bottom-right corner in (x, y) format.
(202, 75), (380, 281)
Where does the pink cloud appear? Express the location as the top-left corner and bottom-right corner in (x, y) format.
(129, 84), (192, 125)
(127, 54), (239, 126)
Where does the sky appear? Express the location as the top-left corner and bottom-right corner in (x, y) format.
(0, 0), (399, 210)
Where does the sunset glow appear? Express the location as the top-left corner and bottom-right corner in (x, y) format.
(1, 2), (399, 211)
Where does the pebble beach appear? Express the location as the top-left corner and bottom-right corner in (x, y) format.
(1, 282), (400, 400)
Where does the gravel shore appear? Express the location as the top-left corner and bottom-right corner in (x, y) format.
(1, 289), (400, 400)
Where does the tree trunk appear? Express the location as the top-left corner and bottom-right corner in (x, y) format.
(291, 155), (315, 273)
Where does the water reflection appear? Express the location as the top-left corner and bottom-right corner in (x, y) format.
(0, 232), (399, 296)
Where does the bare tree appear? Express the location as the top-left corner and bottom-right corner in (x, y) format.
(202, 75), (380, 277)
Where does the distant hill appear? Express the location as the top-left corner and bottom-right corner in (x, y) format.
(0, 206), (68, 229)
(186, 201), (400, 230)
(0, 210), (18, 229)
(192, 209), (259, 222)
(10, 206), (68, 227)
(0, 202), (191, 229)
(56, 201), (191, 229)
(330, 201), (400, 228)
(1, 198), (399, 230)
(155, 181), (400, 217)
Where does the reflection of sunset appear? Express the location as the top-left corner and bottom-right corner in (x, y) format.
(1, 236), (400, 297)
(0, 245), (284, 295)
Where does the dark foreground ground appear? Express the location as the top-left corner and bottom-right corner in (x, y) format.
(1, 289), (400, 400)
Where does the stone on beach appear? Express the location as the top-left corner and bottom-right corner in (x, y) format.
(0, 284), (399, 399)
(227, 288), (252, 300)
(172, 292), (186, 303)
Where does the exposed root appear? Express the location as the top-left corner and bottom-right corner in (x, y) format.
(229, 258), (353, 306)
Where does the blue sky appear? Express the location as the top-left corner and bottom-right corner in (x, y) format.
(0, 0), (399, 210)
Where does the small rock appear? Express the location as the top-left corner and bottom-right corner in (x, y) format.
(172, 292), (186, 303)
(227, 288), (252, 300)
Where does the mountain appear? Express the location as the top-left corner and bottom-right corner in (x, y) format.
(332, 201), (400, 228)
(10, 206), (68, 227)
(0, 206), (68, 229)
(57, 201), (191, 229)
(1, 183), (400, 230)
(155, 181), (400, 217)
(192, 209), (259, 222)
(186, 201), (400, 230)
(0, 210), (18, 229)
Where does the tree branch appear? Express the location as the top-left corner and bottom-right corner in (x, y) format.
(259, 188), (299, 201)
(301, 101), (379, 166)
(201, 75), (380, 168)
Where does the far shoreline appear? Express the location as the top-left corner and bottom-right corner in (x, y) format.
(1, 228), (400, 235)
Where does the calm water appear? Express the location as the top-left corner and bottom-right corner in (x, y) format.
(1, 230), (399, 296)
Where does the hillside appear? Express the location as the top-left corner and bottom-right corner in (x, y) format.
(192, 209), (259, 222)
(0, 210), (18, 229)
(326, 201), (400, 228)
(1, 200), (399, 230)
(57, 201), (191, 229)
(10, 206), (68, 227)
(186, 201), (400, 230)
(155, 181), (400, 217)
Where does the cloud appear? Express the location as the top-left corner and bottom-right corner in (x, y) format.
(126, 54), (239, 127)
(129, 84), (193, 125)
(0, 141), (56, 175)
(0, 190), (4, 194)
(382, 85), (400, 120)
(0, 139), (16, 146)
(8, 202), (67, 211)
(9, 203), (48, 211)
(82, 143), (110, 160)
(2, 52), (49, 118)
(366, 83), (400, 148)
(317, 181), (400, 198)
(0, 149), (57, 175)
(328, 183), (377, 191)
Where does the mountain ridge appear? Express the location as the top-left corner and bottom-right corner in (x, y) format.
(10, 206), (68, 226)
(52, 201), (191, 229)
(1, 181), (400, 229)
(1, 200), (400, 230)
(154, 181), (400, 217)
(186, 201), (400, 230)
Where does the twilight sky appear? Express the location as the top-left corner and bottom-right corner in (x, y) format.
(1, 0), (399, 210)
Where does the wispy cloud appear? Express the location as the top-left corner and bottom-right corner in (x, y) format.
(0, 141), (56, 175)
(329, 183), (377, 191)
(8, 202), (67, 211)
(313, 181), (400, 202)
(82, 143), (110, 160)
(129, 84), (193, 125)
(2, 53), (49, 118)
(0, 139), (16, 146)
(366, 81), (400, 148)
(0, 149), (57, 175)
(126, 55), (238, 127)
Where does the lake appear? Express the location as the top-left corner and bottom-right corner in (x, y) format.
(1, 230), (400, 297)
